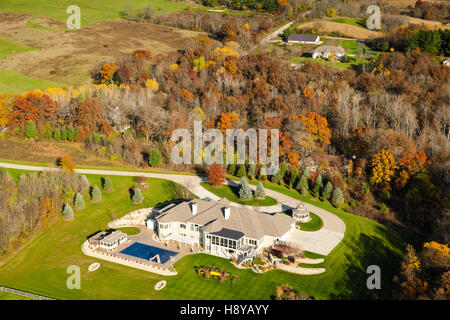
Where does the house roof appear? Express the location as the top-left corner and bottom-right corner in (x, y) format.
(313, 45), (345, 54)
(100, 230), (127, 244)
(157, 199), (294, 240)
(288, 34), (319, 42)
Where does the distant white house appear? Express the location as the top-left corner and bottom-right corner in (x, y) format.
(443, 58), (450, 66)
(312, 45), (345, 59)
(287, 34), (320, 44)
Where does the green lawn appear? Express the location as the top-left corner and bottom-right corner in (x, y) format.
(0, 292), (34, 300)
(0, 168), (406, 300)
(331, 17), (365, 28)
(200, 182), (278, 206)
(0, 38), (36, 60)
(0, 69), (66, 94)
(116, 227), (141, 235)
(0, 0), (188, 27)
(297, 212), (323, 231)
(290, 56), (354, 70)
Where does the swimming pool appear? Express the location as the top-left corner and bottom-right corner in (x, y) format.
(120, 242), (177, 264)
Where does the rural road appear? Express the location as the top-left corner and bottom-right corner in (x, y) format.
(0, 162), (346, 255)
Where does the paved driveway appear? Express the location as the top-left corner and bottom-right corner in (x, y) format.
(0, 162), (346, 255)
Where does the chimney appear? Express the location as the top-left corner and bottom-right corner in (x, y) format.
(223, 207), (231, 220)
(191, 202), (197, 215)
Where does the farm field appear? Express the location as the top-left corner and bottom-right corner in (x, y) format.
(0, 0), (188, 27)
(0, 10), (205, 93)
(0, 167), (405, 300)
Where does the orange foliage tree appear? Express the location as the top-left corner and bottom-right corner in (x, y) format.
(216, 112), (239, 132)
(75, 98), (113, 135)
(208, 164), (226, 187)
(395, 150), (429, 189)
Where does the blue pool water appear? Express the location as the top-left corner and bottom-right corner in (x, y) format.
(120, 242), (177, 264)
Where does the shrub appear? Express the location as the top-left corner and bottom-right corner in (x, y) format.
(24, 121), (37, 138)
(132, 188), (144, 204)
(103, 176), (113, 192)
(258, 165), (267, 180)
(236, 164), (246, 177)
(67, 126), (75, 141)
(271, 169), (282, 184)
(42, 122), (53, 140)
(380, 202), (389, 214)
(91, 185), (102, 202)
(93, 132), (101, 144)
(332, 188), (344, 207)
(73, 193), (85, 210)
(238, 177), (253, 200)
(248, 164), (256, 179)
(208, 164), (226, 187)
(254, 182), (265, 199)
(148, 149), (163, 167)
(62, 204), (74, 219)
(61, 127), (68, 140)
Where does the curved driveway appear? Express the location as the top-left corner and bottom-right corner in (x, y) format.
(0, 162), (345, 255)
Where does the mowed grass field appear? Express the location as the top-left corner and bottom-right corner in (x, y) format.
(0, 167), (406, 300)
(0, 38), (36, 60)
(0, 69), (66, 94)
(0, 0), (187, 27)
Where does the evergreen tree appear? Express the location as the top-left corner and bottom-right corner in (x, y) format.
(332, 188), (344, 207)
(296, 175), (309, 196)
(271, 169), (282, 184)
(53, 128), (61, 140)
(248, 164), (256, 180)
(73, 193), (85, 210)
(258, 165), (267, 180)
(322, 181), (333, 201)
(91, 185), (102, 202)
(93, 132), (101, 144)
(302, 168), (310, 179)
(24, 121), (37, 138)
(148, 149), (163, 167)
(103, 176), (113, 192)
(289, 167), (299, 188)
(227, 163), (236, 176)
(238, 177), (253, 200)
(236, 164), (246, 177)
(61, 127), (68, 140)
(62, 204), (74, 219)
(67, 126), (75, 141)
(280, 161), (289, 182)
(254, 182), (265, 199)
(132, 188), (144, 204)
(42, 122), (53, 140)
(312, 174), (323, 198)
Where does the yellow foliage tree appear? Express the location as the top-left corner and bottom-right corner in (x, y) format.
(369, 149), (398, 186)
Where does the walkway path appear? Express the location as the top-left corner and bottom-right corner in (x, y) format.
(0, 162), (345, 255)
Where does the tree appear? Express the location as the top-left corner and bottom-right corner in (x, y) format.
(227, 163), (236, 176)
(219, 22), (239, 42)
(254, 182), (265, 199)
(370, 149), (398, 187)
(73, 193), (85, 210)
(258, 165), (267, 180)
(280, 161), (289, 181)
(91, 185), (102, 202)
(148, 149), (162, 167)
(24, 120), (37, 138)
(62, 204), (74, 219)
(238, 177), (253, 200)
(271, 169), (283, 184)
(61, 127), (68, 141)
(53, 128), (61, 140)
(132, 188), (144, 204)
(248, 164), (256, 180)
(103, 176), (113, 192)
(67, 126), (75, 141)
(42, 122), (53, 140)
(296, 175), (309, 196)
(75, 97), (113, 135)
(322, 181), (333, 201)
(312, 174), (323, 198)
(236, 164), (247, 177)
(332, 188), (344, 207)
(289, 167), (299, 188)
(208, 164), (226, 187)
(57, 155), (75, 172)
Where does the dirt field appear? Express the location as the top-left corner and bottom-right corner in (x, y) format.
(296, 21), (382, 39)
(0, 12), (206, 86)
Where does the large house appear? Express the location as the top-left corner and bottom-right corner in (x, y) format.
(146, 199), (295, 260)
(312, 45), (345, 59)
(287, 34), (320, 44)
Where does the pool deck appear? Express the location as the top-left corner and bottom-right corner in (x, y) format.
(82, 226), (203, 275)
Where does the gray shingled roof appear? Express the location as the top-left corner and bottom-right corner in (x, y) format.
(287, 34), (319, 42)
(156, 199), (294, 240)
(313, 45), (345, 54)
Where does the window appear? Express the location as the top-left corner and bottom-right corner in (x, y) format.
(180, 223), (186, 229)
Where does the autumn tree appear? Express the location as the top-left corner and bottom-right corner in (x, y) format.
(369, 150), (398, 187)
(75, 97), (113, 135)
(219, 22), (239, 42)
(57, 155), (75, 173)
(208, 164), (226, 187)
